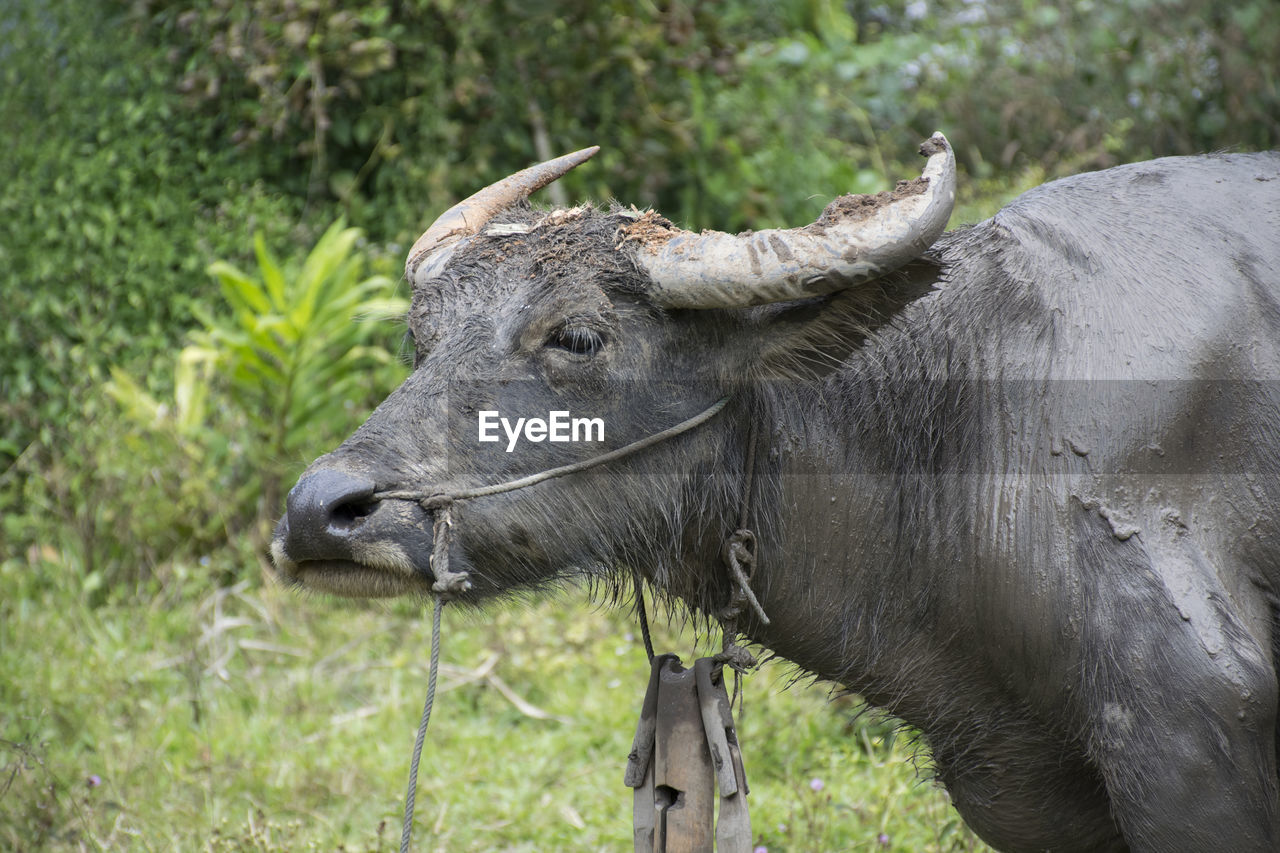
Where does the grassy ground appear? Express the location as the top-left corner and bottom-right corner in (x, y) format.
(2, 549), (994, 852)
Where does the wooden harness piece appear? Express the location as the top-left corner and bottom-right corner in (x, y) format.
(626, 654), (752, 853)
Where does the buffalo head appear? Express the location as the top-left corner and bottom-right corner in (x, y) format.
(270, 137), (955, 606)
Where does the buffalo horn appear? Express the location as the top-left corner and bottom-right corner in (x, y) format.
(406, 146), (600, 281)
(635, 133), (956, 308)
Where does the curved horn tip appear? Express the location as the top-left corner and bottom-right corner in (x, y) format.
(637, 134), (957, 309)
(919, 131), (957, 205)
(517, 145), (601, 195)
(406, 145), (603, 280)
(562, 145), (602, 165)
(920, 132), (951, 157)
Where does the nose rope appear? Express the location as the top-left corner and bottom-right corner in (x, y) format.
(373, 395), (731, 514)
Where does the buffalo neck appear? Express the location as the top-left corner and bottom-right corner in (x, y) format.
(736, 342), (988, 710)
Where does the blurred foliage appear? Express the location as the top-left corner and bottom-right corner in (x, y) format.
(192, 221), (408, 536)
(881, 0), (1280, 176)
(126, 0), (1278, 231)
(5, 222), (410, 598)
(1, 0), (1275, 594)
(0, 0), (302, 502)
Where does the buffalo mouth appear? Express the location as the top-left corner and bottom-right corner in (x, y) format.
(270, 547), (436, 599)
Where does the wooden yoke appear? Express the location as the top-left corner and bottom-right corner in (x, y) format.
(626, 655), (753, 853)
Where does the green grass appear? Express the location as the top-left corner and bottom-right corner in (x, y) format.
(1, 550), (993, 852)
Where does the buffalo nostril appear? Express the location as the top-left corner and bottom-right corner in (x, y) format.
(284, 469), (379, 561)
(330, 497), (376, 530)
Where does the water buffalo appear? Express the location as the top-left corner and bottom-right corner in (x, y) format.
(271, 135), (1280, 852)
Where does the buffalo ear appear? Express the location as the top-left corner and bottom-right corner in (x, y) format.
(741, 258), (941, 381)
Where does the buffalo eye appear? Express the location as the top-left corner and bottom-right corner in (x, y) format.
(548, 325), (605, 357)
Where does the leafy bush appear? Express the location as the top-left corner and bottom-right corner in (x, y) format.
(18, 375), (244, 600)
(0, 0), (304, 499)
(839, 0), (1279, 175)
(5, 222), (408, 599)
(116, 221), (407, 555)
(119, 0), (942, 238)
(119, 0), (1277, 237)
(192, 221), (408, 534)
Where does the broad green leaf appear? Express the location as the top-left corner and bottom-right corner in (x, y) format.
(208, 260), (272, 316)
(175, 346), (213, 435)
(296, 222), (361, 323)
(254, 231), (288, 309)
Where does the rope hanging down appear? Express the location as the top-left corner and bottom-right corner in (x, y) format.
(400, 510), (474, 852)
(400, 595), (444, 853)
(389, 395), (777, 851)
(623, 421), (770, 852)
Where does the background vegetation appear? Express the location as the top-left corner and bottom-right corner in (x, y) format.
(2, 0), (1275, 849)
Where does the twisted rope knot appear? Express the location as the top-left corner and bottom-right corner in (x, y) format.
(427, 500), (471, 599)
(717, 528), (770, 628)
(714, 641), (758, 675)
(722, 529), (756, 576)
